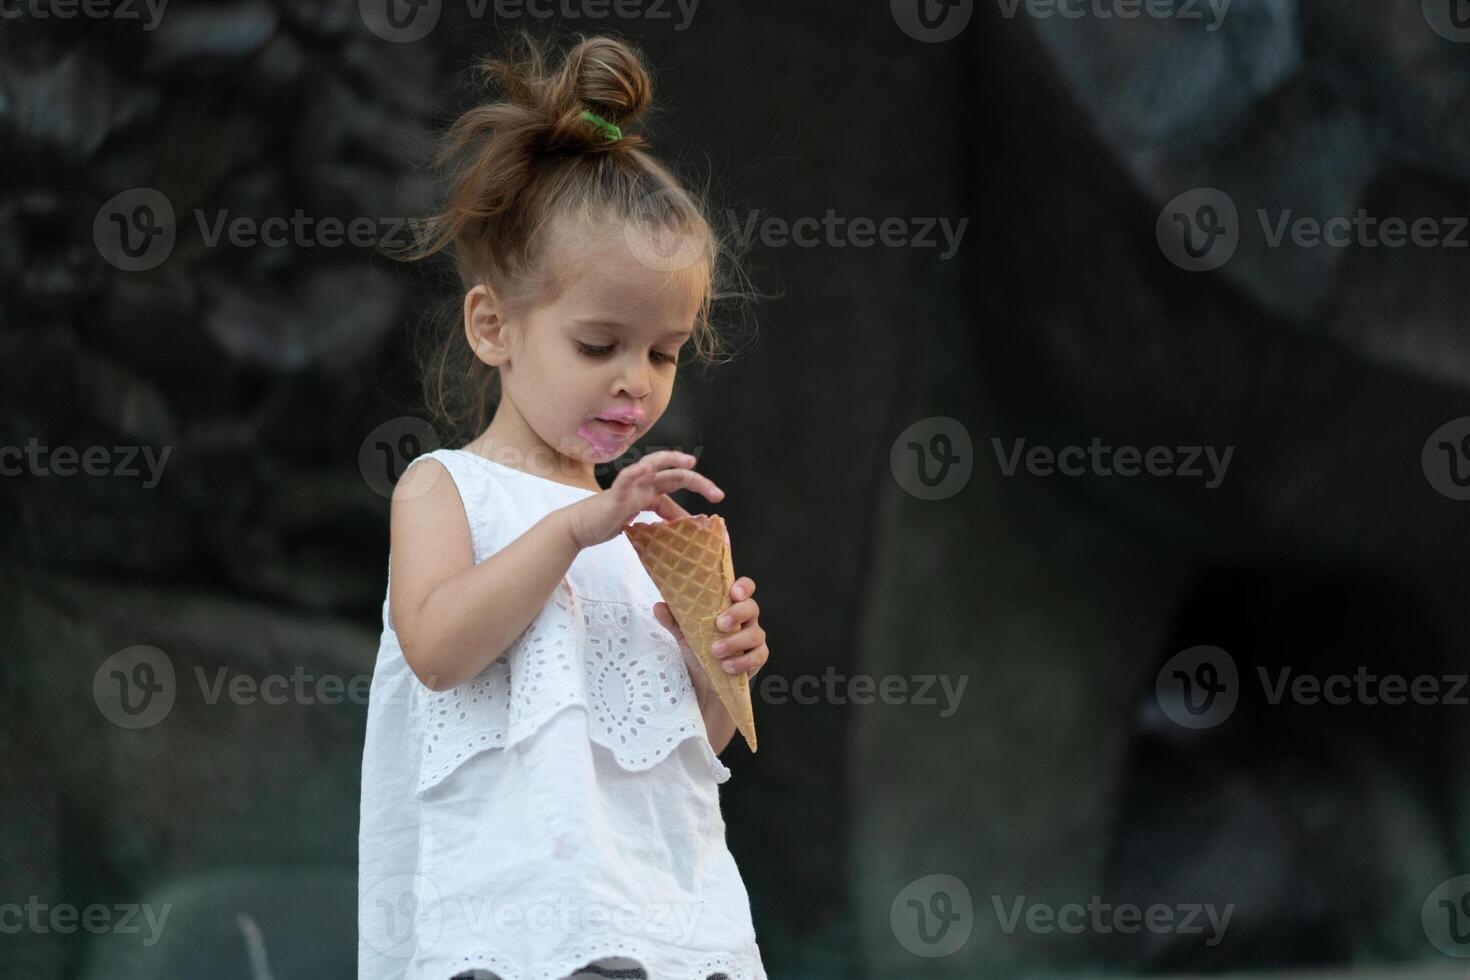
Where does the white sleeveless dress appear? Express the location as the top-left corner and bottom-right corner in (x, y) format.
(357, 448), (767, 980)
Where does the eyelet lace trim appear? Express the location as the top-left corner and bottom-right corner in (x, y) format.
(416, 585), (731, 795)
(444, 938), (762, 980)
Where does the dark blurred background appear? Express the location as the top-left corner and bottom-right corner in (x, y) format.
(5, 0), (1470, 977)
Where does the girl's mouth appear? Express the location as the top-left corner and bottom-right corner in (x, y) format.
(594, 418), (636, 436)
(577, 418), (638, 455)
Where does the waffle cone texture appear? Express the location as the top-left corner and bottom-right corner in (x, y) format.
(623, 515), (757, 753)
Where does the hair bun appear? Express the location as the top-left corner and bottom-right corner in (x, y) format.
(479, 33), (654, 153)
(562, 36), (652, 132)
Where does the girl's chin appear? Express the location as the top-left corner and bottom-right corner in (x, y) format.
(547, 433), (619, 462)
(560, 440), (618, 465)
(586, 445), (628, 464)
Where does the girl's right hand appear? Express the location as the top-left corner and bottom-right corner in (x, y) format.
(565, 451), (725, 549)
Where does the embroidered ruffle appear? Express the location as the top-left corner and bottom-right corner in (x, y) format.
(438, 936), (766, 980)
(415, 581), (731, 796)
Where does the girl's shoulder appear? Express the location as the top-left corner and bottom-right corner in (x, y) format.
(408, 448), (603, 502)
(394, 449), (518, 560)
(400, 446), (501, 491)
(396, 447), (572, 508)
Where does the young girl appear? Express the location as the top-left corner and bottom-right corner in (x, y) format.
(358, 32), (770, 980)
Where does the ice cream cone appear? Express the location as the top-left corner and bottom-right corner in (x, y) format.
(623, 515), (757, 753)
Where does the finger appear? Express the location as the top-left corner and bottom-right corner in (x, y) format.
(640, 450), (699, 473)
(653, 602), (686, 642)
(716, 599), (757, 632)
(614, 459), (658, 497)
(730, 577), (755, 601)
(720, 643), (769, 676)
(651, 467), (724, 503)
(652, 493), (691, 521)
(710, 623), (764, 658)
(634, 451), (724, 503)
(653, 468), (723, 500)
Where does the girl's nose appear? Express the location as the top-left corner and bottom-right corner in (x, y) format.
(615, 361), (653, 399)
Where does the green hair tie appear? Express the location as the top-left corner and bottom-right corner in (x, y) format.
(579, 110), (622, 142)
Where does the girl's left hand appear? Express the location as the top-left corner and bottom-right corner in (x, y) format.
(653, 575), (769, 700)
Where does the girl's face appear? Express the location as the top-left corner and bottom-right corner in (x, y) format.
(481, 230), (705, 475)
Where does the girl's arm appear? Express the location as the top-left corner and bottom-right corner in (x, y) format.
(389, 459), (583, 692)
(700, 689), (737, 756)
(390, 451), (724, 693)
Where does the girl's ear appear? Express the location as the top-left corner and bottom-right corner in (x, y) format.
(464, 284), (511, 367)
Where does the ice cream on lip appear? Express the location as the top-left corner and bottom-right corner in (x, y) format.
(595, 406), (646, 426)
(576, 405), (646, 456)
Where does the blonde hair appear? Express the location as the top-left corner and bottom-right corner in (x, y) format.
(388, 30), (750, 444)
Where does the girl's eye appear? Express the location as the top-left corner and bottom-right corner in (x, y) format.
(577, 341), (679, 366)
